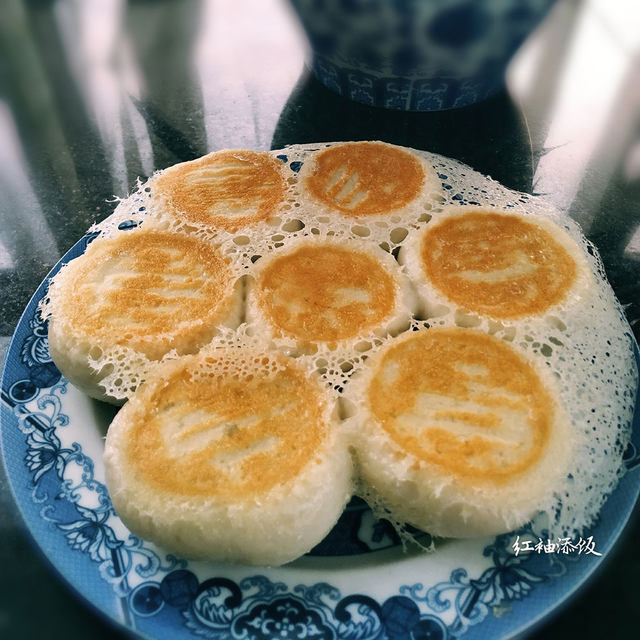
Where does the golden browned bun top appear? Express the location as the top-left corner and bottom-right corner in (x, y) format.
(57, 228), (234, 358)
(420, 211), (578, 319)
(154, 149), (286, 230)
(305, 141), (425, 216)
(254, 243), (397, 343)
(367, 327), (555, 486)
(124, 352), (329, 498)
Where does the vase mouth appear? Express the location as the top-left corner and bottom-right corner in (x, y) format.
(308, 56), (506, 111)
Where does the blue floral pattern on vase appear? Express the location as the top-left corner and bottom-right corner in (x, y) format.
(289, 0), (557, 110)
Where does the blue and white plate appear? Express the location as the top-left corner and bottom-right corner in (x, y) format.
(2, 234), (640, 640)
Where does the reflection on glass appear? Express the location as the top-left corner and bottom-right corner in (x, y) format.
(124, 0), (207, 169)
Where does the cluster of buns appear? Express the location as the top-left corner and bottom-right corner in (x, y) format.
(43, 141), (636, 565)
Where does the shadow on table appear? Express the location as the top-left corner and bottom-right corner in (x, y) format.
(271, 69), (534, 195)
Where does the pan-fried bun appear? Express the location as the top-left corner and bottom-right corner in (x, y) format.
(151, 149), (287, 231)
(298, 141), (441, 224)
(401, 207), (592, 321)
(345, 326), (573, 538)
(104, 348), (353, 566)
(246, 237), (417, 352)
(303, 141), (425, 216)
(46, 227), (242, 403)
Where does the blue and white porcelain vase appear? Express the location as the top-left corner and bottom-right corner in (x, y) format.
(289, 0), (557, 110)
